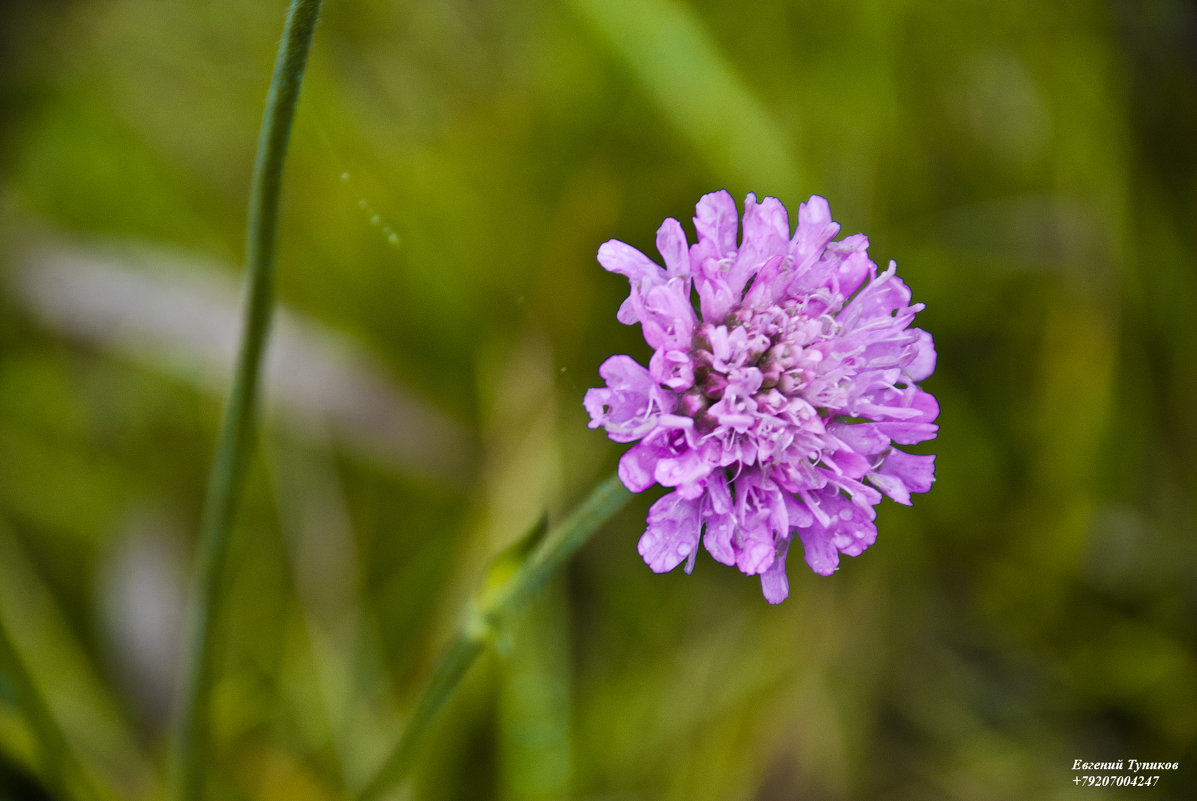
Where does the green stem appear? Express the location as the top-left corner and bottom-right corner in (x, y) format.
(354, 473), (632, 801)
(0, 613), (104, 801)
(167, 2), (322, 800)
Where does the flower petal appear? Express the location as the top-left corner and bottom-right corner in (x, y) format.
(702, 506), (736, 566)
(872, 449), (935, 504)
(728, 195), (790, 303)
(759, 537), (792, 603)
(638, 492), (702, 573)
(656, 217), (692, 280)
(736, 195), (791, 291)
(585, 355), (675, 443)
(641, 280), (696, 350)
(693, 190), (739, 258)
(903, 328), (937, 382)
(789, 195), (841, 274)
(617, 442), (659, 493)
(796, 523), (840, 575)
(597, 239), (663, 282)
(649, 348), (694, 391)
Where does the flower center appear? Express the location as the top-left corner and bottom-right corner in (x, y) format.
(680, 301), (832, 434)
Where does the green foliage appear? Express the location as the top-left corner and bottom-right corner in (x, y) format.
(1, 0), (1195, 798)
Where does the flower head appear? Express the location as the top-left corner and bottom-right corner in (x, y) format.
(585, 192), (938, 603)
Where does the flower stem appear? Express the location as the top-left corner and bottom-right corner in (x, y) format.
(354, 473), (632, 801)
(167, 2), (322, 800)
(0, 611), (104, 801)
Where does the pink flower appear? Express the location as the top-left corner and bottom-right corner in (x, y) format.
(585, 192), (938, 603)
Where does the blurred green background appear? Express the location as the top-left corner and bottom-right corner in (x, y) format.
(2, 0), (1196, 799)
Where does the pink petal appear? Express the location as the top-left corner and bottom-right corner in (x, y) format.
(693, 190), (739, 258)
(638, 492), (702, 573)
(759, 538), (792, 603)
(656, 217), (692, 279)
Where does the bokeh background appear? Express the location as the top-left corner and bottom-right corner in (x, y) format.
(2, 0), (1196, 799)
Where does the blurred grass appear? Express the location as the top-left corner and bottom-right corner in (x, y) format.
(1, 0), (1196, 799)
